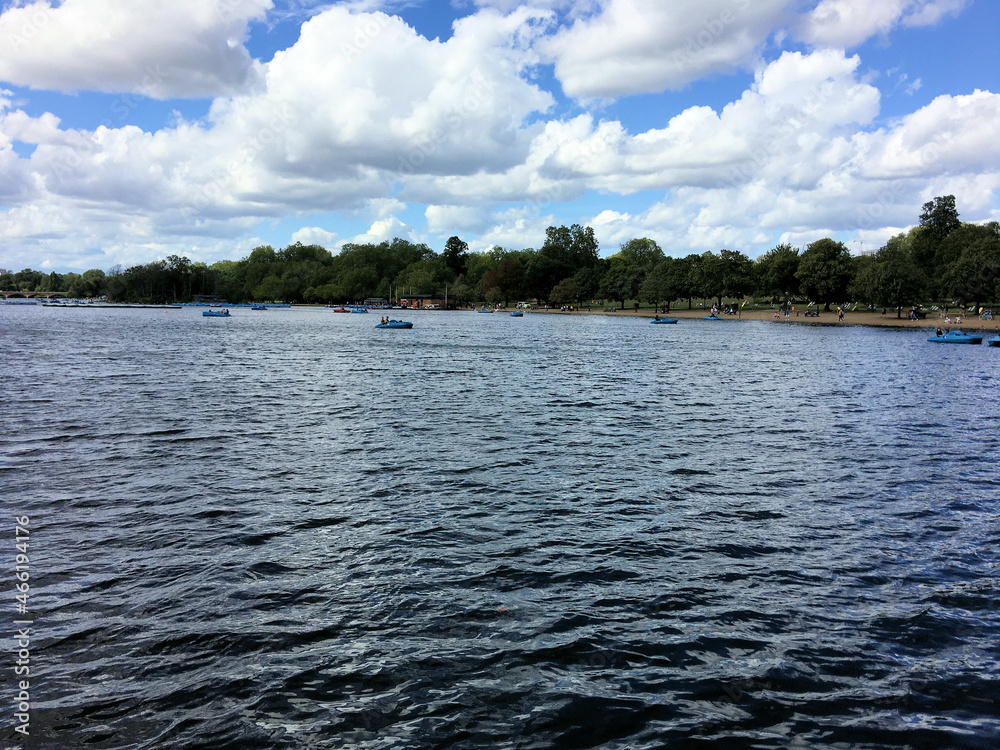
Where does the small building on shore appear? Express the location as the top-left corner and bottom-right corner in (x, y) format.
(399, 294), (458, 310)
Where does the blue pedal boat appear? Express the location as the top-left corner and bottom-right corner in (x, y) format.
(703, 315), (724, 321)
(988, 336), (1000, 347)
(251, 304), (267, 310)
(927, 330), (982, 344)
(203, 310), (230, 317)
(375, 320), (413, 329)
(510, 311), (523, 317)
(651, 317), (678, 324)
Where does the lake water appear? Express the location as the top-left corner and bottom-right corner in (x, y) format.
(2, 305), (999, 749)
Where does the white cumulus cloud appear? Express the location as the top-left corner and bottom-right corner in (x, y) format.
(540, 0), (789, 98)
(0, 0), (271, 97)
(797, 0), (969, 48)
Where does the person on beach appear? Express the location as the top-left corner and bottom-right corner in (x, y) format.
(838, 307), (844, 322)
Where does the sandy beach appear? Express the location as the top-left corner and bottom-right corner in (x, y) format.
(529, 306), (1000, 331)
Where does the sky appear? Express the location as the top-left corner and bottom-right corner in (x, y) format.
(0, 0), (998, 273)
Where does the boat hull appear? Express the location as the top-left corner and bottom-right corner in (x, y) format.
(651, 318), (678, 324)
(202, 311), (230, 317)
(927, 331), (982, 344)
(375, 320), (413, 329)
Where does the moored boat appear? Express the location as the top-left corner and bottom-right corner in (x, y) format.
(703, 315), (723, 321)
(988, 336), (999, 347)
(927, 330), (982, 344)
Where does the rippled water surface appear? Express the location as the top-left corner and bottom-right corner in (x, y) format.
(3, 305), (999, 749)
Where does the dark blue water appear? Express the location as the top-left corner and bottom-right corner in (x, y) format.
(2, 305), (999, 749)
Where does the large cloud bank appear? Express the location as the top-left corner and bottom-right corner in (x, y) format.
(0, 0), (995, 270)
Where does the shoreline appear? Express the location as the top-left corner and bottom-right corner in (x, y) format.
(523, 306), (1000, 331)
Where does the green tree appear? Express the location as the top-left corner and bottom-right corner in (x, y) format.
(69, 269), (106, 298)
(14, 269), (44, 292)
(912, 195), (961, 273)
(755, 243), (800, 304)
(161, 255), (192, 301)
(795, 238), (854, 311)
(253, 274), (282, 301)
(39, 271), (63, 293)
(103, 265), (126, 301)
(920, 195), (961, 244)
(572, 265), (603, 304)
(639, 257), (686, 311)
(62, 273), (81, 296)
(598, 261), (636, 309)
(689, 252), (724, 305)
(849, 233), (924, 317)
(718, 249), (754, 303)
(599, 238), (664, 309)
(525, 224), (599, 303)
(939, 222), (1000, 309)
(549, 277), (581, 306)
(212, 260), (246, 302)
(394, 257), (454, 296)
(442, 236), (469, 277)
(481, 255), (526, 306)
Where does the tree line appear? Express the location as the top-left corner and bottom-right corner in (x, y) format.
(4, 196), (997, 314)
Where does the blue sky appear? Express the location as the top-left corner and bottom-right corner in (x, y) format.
(0, 0), (997, 272)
